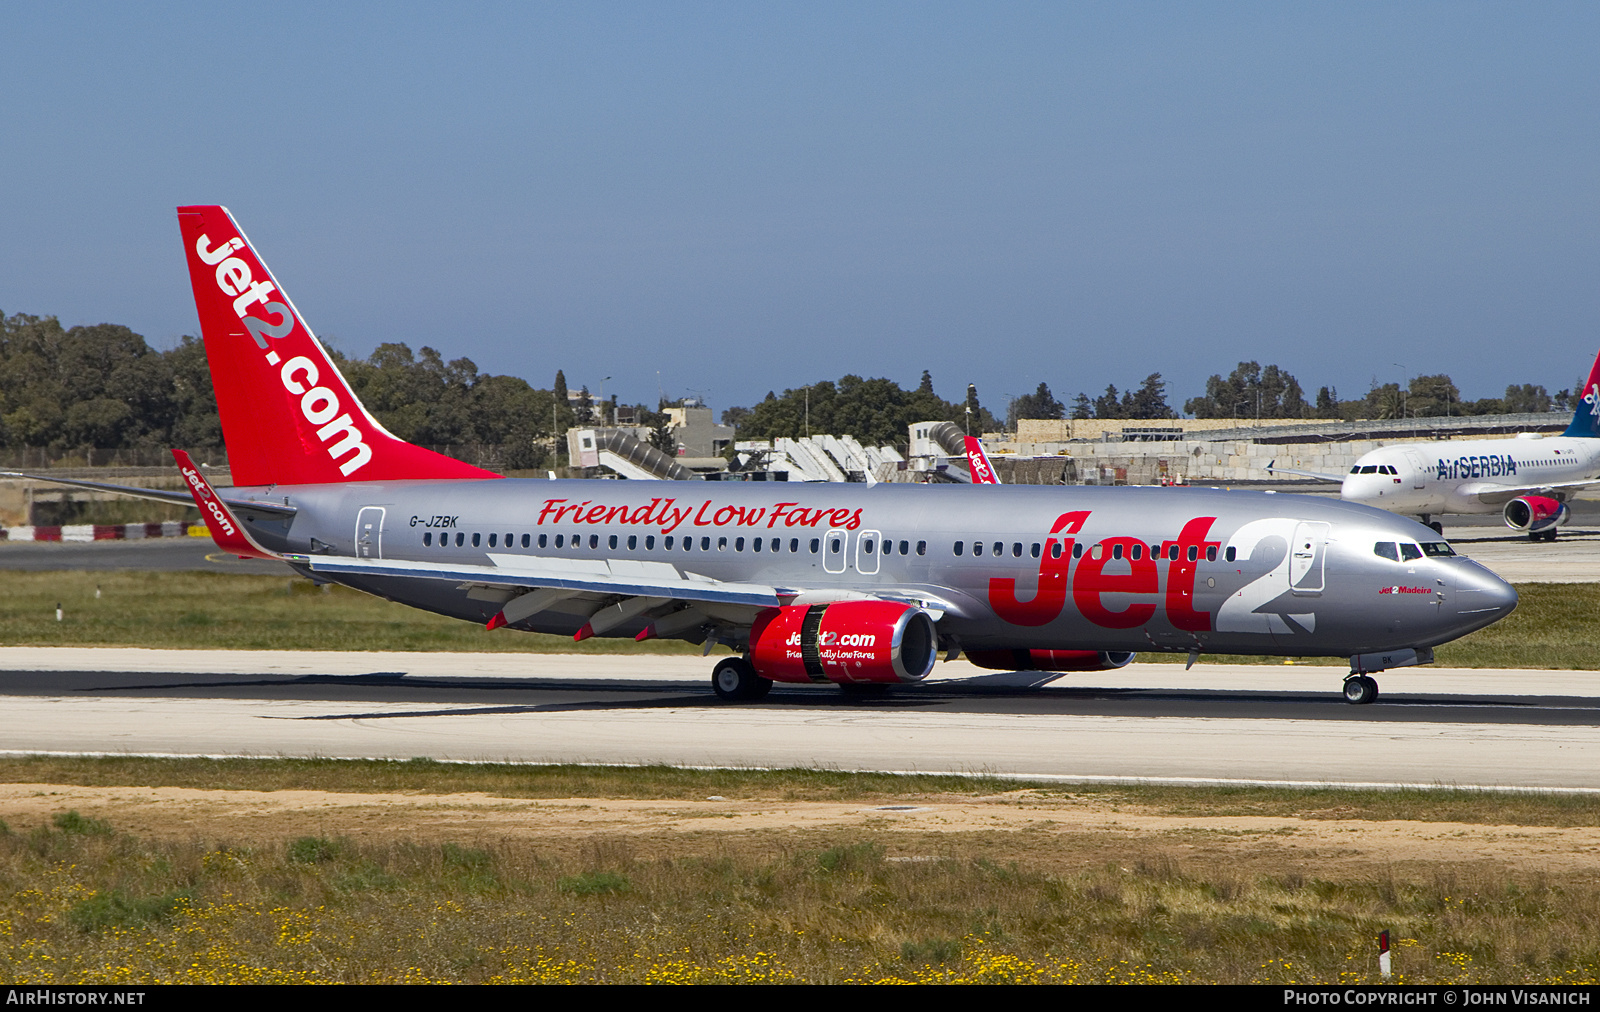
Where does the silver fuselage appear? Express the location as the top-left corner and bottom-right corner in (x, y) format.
(228, 479), (1516, 659)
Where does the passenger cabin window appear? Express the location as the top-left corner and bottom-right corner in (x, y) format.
(665, 536), (675, 549)
(916, 541), (926, 556)
(537, 534), (546, 548)
(809, 538), (819, 553)
(953, 542), (964, 556)
(862, 538), (874, 554)
(1374, 542), (1400, 561)
(1205, 546), (1217, 562)
(423, 532), (432, 546)
(974, 542), (985, 557)
(488, 534), (497, 547)
(1225, 546), (1236, 562)
(455, 533), (465, 547)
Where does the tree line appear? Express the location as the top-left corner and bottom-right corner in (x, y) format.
(0, 311), (1578, 465)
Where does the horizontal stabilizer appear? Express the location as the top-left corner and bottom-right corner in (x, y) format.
(0, 470), (298, 518)
(1265, 460), (1345, 483)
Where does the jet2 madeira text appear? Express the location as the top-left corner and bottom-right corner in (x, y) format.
(6, 206), (1519, 708)
(1270, 350), (1600, 541)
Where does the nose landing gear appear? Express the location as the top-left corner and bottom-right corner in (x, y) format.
(1342, 674), (1379, 705)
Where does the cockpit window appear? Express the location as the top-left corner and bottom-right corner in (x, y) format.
(1399, 543), (1423, 562)
(1373, 542), (1399, 561)
(1421, 541), (1455, 557)
(1349, 466), (1361, 474)
(1359, 465), (1378, 474)
(1383, 465), (1398, 475)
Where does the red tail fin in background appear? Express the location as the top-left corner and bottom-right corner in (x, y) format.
(176, 206), (500, 486)
(964, 436), (1001, 484)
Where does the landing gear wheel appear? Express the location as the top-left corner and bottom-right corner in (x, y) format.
(1342, 675), (1379, 705)
(1429, 521), (1444, 536)
(712, 657), (771, 701)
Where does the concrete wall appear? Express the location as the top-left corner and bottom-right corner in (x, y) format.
(985, 439), (1397, 484)
(1014, 417), (1344, 443)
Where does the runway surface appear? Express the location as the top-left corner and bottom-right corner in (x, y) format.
(0, 648), (1595, 791)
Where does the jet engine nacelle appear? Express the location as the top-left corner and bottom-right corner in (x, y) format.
(965, 649), (1136, 672)
(1503, 495), (1569, 534)
(749, 600), (938, 684)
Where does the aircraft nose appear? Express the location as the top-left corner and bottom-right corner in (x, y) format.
(1450, 562), (1518, 628)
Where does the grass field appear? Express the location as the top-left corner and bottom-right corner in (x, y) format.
(0, 570), (1591, 667)
(0, 758), (1593, 984)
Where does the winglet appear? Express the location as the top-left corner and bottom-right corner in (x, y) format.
(172, 449), (279, 560)
(964, 436), (1000, 484)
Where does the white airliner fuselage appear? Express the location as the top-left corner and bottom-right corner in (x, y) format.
(1342, 432), (1600, 531)
(1272, 354), (1600, 539)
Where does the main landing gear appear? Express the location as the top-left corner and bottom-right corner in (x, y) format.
(1419, 515), (1444, 537)
(1342, 674), (1379, 705)
(711, 656), (772, 702)
(1529, 529), (1558, 542)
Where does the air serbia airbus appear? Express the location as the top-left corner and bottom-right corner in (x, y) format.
(8, 206), (1519, 707)
(1270, 350), (1600, 541)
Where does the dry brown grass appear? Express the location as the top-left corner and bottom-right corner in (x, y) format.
(0, 759), (1595, 983)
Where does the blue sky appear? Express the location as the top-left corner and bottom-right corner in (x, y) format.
(3, 2), (1597, 415)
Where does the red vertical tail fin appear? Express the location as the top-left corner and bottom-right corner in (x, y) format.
(175, 206), (500, 486)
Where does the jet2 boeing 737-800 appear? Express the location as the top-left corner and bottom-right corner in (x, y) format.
(6, 206), (1519, 707)
(1270, 350), (1600, 540)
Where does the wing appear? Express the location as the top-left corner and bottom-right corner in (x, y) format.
(0, 470), (298, 519)
(1457, 478), (1600, 507)
(1265, 460), (1345, 483)
(287, 551), (970, 640)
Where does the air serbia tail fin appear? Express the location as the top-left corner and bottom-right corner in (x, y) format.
(1562, 347), (1600, 438)
(964, 436), (1001, 484)
(175, 206), (500, 486)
